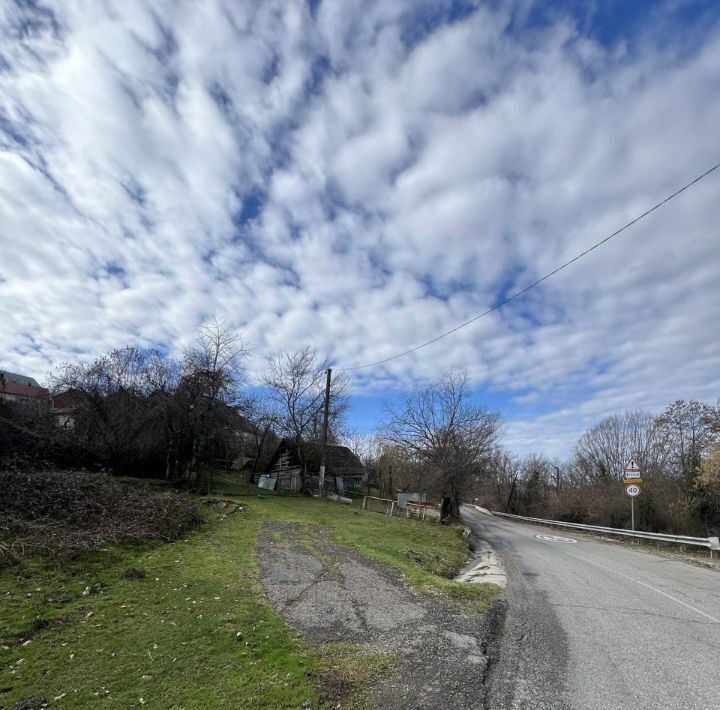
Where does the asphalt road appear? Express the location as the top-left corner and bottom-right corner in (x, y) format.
(461, 506), (720, 710)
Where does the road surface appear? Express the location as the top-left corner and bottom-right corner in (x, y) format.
(462, 507), (720, 710)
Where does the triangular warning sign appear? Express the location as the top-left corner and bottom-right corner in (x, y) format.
(624, 458), (641, 472)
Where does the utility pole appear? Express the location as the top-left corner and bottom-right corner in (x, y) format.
(505, 476), (517, 513)
(319, 368), (332, 497)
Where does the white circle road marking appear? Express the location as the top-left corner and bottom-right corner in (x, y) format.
(535, 534), (577, 544)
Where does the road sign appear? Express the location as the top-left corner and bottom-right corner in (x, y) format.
(623, 478), (643, 485)
(624, 458), (641, 473)
(626, 484), (641, 497)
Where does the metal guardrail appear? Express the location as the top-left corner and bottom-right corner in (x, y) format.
(492, 512), (720, 557)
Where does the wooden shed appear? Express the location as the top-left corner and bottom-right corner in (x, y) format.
(266, 438), (367, 495)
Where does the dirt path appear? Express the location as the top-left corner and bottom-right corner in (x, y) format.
(256, 521), (500, 709)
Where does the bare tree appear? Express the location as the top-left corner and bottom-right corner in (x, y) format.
(383, 369), (501, 520)
(51, 348), (162, 473)
(263, 347), (350, 484)
(514, 454), (556, 515)
(655, 400), (720, 481)
(574, 410), (665, 482)
(49, 320), (249, 488)
(182, 319), (249, 490)
(366, 439), (422, 498)
(238, 393), (280, 479)
(338, 429), (378, 467)
(695, 444), (720, 533)
(480, 447), (519, 511)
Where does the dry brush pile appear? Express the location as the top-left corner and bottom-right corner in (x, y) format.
(0, 468), (202, 565)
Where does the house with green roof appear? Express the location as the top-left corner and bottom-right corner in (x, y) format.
(0, 369), (48, 402)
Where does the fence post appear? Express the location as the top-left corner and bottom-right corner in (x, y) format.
(389, 501), (395, 517)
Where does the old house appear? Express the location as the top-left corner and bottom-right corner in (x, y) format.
(0, 370), (49, 418)
(51, 389), (83, 428)
(265, 438), (367, 495)
(0, 370), (48, 403)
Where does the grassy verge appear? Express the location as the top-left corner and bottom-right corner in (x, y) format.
(250, 496), (497, 609)
(213, 475), (498, 607)
(1, 480), (498, 708)
(1, 500), (322, 709)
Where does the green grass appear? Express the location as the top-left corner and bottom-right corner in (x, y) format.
(211, 471), (255, 497)
(251, 496), (497, 608)
(0, 486), (498, 709)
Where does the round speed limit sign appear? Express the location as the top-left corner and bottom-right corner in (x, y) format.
(625, 483), (641, 497)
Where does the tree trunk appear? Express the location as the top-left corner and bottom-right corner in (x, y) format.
(441, 496), (458, 522)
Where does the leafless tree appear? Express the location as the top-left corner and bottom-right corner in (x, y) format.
(48, 321), (249, 488)
(238, 393), (280, 478)
(655, 400), (720, 480)
(364, 439), (421, 498)
(382, 369), (502, 520)
(574, 410), (666, 482)
(182, 319), (249, 490)
(480, 447), (519, 510)
(51, 348), (162, 473)
(338, 429), (378, 467)
(695, 444), (720, 533)
(263, 347), (350, 481)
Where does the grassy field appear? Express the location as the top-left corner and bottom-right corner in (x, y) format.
(1, 476), (498, 708)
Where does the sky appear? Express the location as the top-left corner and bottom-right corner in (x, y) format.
(1, 0), (719, 458)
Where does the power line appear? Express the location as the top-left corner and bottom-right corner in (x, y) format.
(339, 160), (720, 372)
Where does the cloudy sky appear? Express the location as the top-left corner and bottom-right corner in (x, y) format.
(1, 0), (719, 456)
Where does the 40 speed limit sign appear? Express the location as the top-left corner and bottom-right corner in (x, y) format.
(625, 483), (641, 497)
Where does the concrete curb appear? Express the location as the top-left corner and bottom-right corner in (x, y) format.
(455, 539), (507, 588)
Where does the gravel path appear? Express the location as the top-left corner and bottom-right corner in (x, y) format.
(256, 521), (500, 709)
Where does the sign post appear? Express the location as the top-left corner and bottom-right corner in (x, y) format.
(624, 459), (642, 531)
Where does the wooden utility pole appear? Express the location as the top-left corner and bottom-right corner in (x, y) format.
(319, 368), (332, 497)
(505, 476), (517, 513)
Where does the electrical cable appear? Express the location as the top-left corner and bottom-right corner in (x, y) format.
(338, 160), (720, 371)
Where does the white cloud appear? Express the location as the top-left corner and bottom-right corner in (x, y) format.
(0, 0), (718, 457)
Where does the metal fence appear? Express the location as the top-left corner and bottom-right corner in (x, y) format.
(492, 511), (720, 557)
(361, 495), (440, 523)
(362, 495), (399, 516)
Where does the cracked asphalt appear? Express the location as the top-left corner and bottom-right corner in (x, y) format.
(256, 521), (498, 709)
(462, 507), (720, 710)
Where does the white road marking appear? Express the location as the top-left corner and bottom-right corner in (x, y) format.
(536, 534), (577, 543)
(565, 551), (720, 624)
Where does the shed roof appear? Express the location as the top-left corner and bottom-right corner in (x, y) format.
(268, 438), (365, 477)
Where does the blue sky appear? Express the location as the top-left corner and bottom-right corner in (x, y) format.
(1, 0), (719, 456)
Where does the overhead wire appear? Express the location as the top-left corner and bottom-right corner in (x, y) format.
(338, 160), (720, 372)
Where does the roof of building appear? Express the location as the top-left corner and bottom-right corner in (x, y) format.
(51, 389), (84, 411)
(0, 370), (47, 399)
(268, 438), (366, 477)
(0, 370), (42, 388)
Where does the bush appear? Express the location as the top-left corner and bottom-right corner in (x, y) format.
(0, 469), (202, 565)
